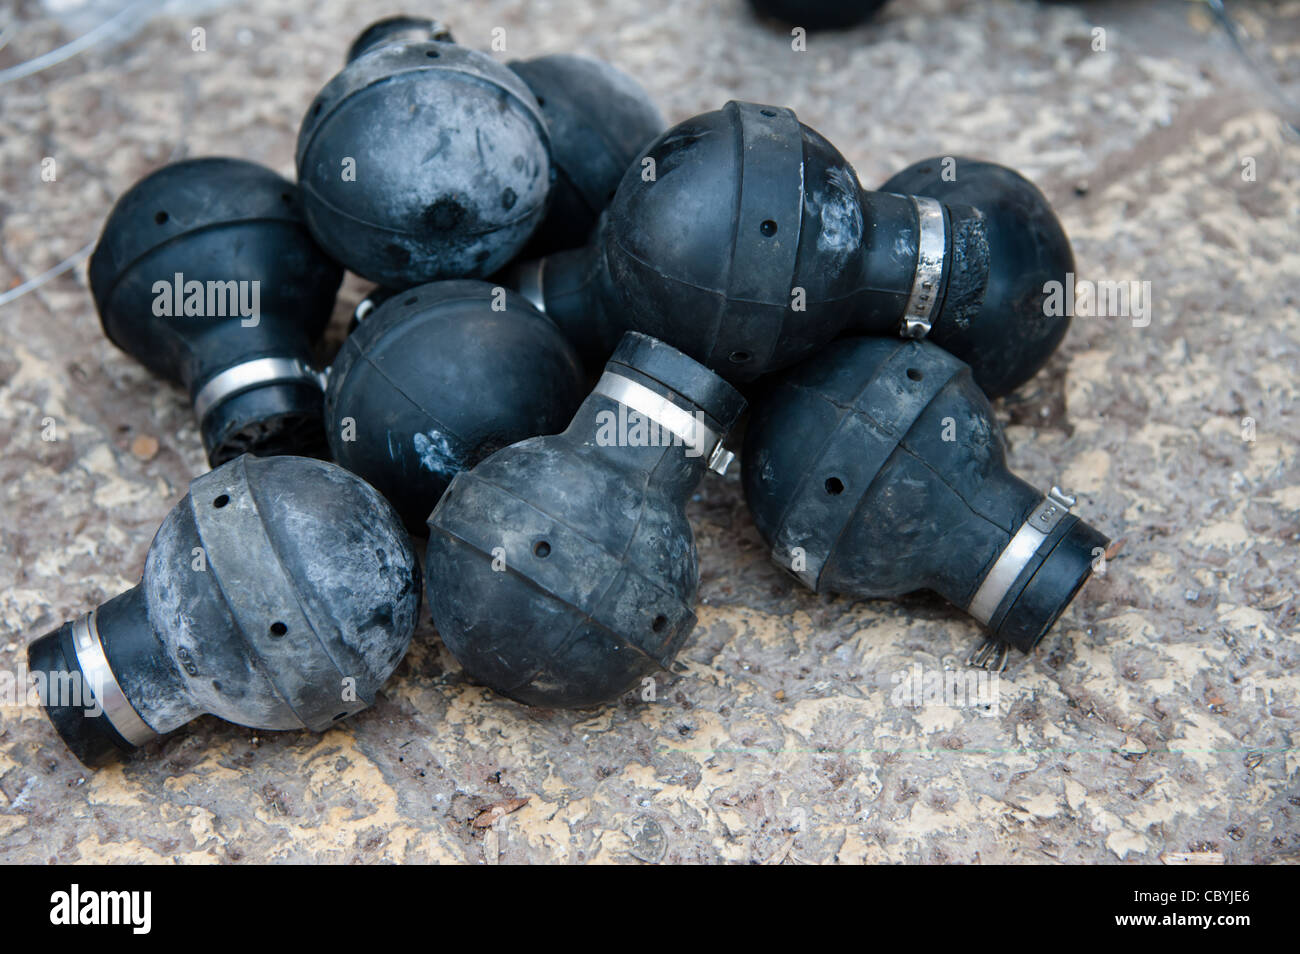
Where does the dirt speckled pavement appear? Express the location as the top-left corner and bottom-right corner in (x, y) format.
(0, 0), (1297, 864)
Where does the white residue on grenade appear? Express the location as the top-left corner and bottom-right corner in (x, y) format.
(816, 165), (864, 257)
(412, 430), (463, 476)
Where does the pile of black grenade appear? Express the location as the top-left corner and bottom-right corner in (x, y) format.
(30, 14), (1110, 767)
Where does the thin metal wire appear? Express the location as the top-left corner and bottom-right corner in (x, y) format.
(0, 240), (96, 309)
(0, 0), (161, 87)
(1201, 0), (1300, 133)
(0, 4), (193, 308)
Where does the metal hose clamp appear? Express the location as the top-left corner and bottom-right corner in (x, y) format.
(193, 357), (324, 421)
(967, 486), (1077, 626)
(899, 195), (947, 339)
(593, 371), (734, 475)
(69, 610), (157, 746)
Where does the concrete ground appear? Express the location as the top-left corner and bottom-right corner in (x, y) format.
(0, 0), (1296, 863)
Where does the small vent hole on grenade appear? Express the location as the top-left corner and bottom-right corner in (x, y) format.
(825, 477), (845, 495)
(652, 615), (668, 633)
(269, 621), (288, 637)
(533, 540), (551, 558)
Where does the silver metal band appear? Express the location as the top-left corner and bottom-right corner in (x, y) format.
(899, 195), (947, 339)
(968, 487), (1077, 626)
(69, 610), (157, 746)
(352, 295), (379, 324)
(512, 259), (546, 314)
(593, 371), (735, 475)
(193, 357), (324, 420)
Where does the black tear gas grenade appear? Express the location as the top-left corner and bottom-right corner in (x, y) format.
(508, 100), (1073, 399)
